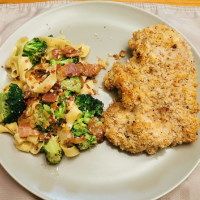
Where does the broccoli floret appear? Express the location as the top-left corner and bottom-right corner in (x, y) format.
(82, 111), (94, 123)
(34, 103), (52, 132)
(75, 94), (103, 116)
(64, 90), (73, 98)
(58, 90), (73, 103)
(72, 111), (93, 137)
(72, 112), (97, 150)
(43, 104), (52, 114)
(35, 102), (66, 132)
(50, 57), (79, 66)
(54, 102), (66, 119)
(71, 57), (79, 64)
(72, 118), (89, 137)
(61, 77), (82, 93)
(78, 133), (97, 150)
(22, 38), (47, 66)
(35, 124), (53, 133)
(42, 136), (63, 165)
(0, 93), (9, 123)
(0, 84), (26, 123)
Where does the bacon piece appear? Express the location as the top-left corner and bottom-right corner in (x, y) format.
(52, 46), (80, 59)
(38, 133), (51, 142)
(52, 49), (62, 59)
(88, 118), (105, 143)
(64, 136), (85, 147)
(57, 63), (102, 81)
(23, 87), (38, 99)
(67, 137), (85, 144)
(63, 63), (81, 77)
(62, 46), (80, 57)
(18, 117), (39, 138)
(42, 92), (57, 103)
(80, 63), (102, 77)
(51, 82), (61, 91)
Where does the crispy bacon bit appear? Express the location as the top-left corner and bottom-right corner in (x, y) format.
(51, 102), (58, 110)
(119, 50), (126, 57)
(88, 118), (105, 143)
(34, 69), (47, 77)
(38, 133), (51, 142)
(81, 63), (102, 77)
(23, 85), (38, 99)
(50, 70), (56, 74)
(62, 63), (81, 77)
(62, 46), (80, 57)
(57, 62), (102, 81)
(28, 66), (50, 83)
(113, 50), (127, 60)
(42, 92), (57, 103)
(64, 136), (85, 147)
(52, 49), (62, 59)
(68, 137), (85, 144)
(52, 46), (80, 59)
(52, 82), (61, 91)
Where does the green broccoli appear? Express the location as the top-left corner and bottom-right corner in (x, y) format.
(82, 111), (94, 123)
(42, 136), (63, 165)
(75, 94), (103, 116)
(0, 93), (9, 123)
(72, 112), (97, 150)
(34, 103), (52, 132)
(58, 90), (73, 103)
(36, 124), (53, 133)
(61, 77), (82, 93)
(72, 94), (103, 150)
(72, 111), (93, 137)
(0, 84), (26, 124)
(22, 38), (47, 66)
(50, 57), (79, 66)
(72, 118), (89, 137)
(63, 90), (73, 98)
(78, 133), (97, 150)
(71, 57), (79, 64)
(54, 102), (66, 119)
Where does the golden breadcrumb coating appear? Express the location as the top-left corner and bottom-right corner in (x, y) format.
(104, 24), (199, 154)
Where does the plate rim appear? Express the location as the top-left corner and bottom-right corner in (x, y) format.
(0, 1), (199, 200)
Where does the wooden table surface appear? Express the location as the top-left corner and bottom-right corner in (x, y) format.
(0, 0), (200, 6)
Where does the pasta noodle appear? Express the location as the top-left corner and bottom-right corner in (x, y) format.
(66, 104), (82, 129)
(0, 122), (18, 135)
(61, 145), (80, 158)
(75, 44), (90, 58)
(6, 37), (29, 80)
(25, 63), (57, 93)
(15, 141), (43, 155)
(40, 36), (72, 49)
(18, 56), (32, 82)
(14, 133), (43, 155)
(0, 125), (13, 135)
(80, 80), (95, 95)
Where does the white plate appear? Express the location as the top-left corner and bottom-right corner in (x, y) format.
(0, 2), (199, 200)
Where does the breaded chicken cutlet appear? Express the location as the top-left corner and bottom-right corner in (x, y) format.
(104, 24), (199, 154)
